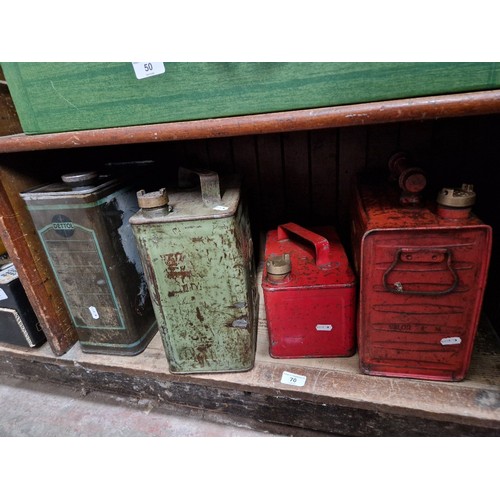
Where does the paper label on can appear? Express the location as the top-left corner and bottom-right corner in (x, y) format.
(0, 264), (18, 284)
(440, 337), (462, 345)
(316, 324), (333, 331)
(0, 288), (7, 301)
(132, 62), (165, 80)
(281, 371), (307, 387)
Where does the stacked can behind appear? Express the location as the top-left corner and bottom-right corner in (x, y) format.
(21, 172), (157, 355)
(262, 223), (356, 358)
(0, 262), (46, 348)
(130, 168), (258, 374)
(351, 172), (492, 381)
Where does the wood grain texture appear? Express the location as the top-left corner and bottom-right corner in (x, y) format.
(0, 67), (22, 136)
(1, 90), (500, 153)
(0, 164), (78, 355)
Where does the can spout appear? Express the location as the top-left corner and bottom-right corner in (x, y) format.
(388, 152), (427, 205)
(436, 184), (476, 219)
(137, 188), (170, 209)
(266, 253), (291, 284)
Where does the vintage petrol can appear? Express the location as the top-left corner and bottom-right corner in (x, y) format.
(20, 172), (157, 355)
(129, 168), (258, 374)
(0, 262), (46, 348)
(262, 222), (356, 358)
(351, 173), (492, 381)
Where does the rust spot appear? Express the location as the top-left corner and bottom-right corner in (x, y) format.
(162, 252), (192, 280)
(196, 306), (205, 322)
(144, 259), (160, 305)
(194, 340), (214, 366)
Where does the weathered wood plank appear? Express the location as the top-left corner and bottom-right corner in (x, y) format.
(256, 134), (286, 230)
(337, 126), (368, 239)
(282, 131), (310, 225)
(365, 123), (399, 170)
(1, 91), (500, 153)
(0, 67), (22, 137)
(0, 163), (77, 355)
(309, 128), (338, 226)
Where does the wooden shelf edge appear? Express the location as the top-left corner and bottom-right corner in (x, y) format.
(0, 167), (78, 355)
(1, 90), (500, 153)
(0, 339), (498, 436)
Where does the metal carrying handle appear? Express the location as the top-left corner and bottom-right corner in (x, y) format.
(383, 248), (459, 296)
(178, 167), (222, 206)
(277, 222), (331, 267)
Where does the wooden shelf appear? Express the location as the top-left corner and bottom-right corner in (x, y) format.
(1, 267), (498, 436)
(1, 89), (500, 435)
(1, 90), (500, 153)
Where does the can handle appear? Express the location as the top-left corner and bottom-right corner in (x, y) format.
(178, 167), (222, 206)
(383, 248), (459, 295)
(277, 222), (331, 267)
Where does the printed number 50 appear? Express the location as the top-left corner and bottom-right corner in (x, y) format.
(144, 63), (153, 71)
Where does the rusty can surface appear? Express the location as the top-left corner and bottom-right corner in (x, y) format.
(262, 223), (356, 358)
(351, 174), (492, 381)
(20, 172), (157, 355)
(129, 168), (258, 374)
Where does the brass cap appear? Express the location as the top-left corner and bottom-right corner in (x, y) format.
(266, 254), (291, 280)
(437, 184), (476, 208)
(137, 188), (169, 209)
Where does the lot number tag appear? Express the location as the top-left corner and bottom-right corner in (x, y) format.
(281, 371), (307, 387)
(132, 62), (165, 80)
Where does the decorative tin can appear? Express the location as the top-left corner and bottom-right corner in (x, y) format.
(351, 174), (492, 381)
(262, 223), (356, 358)
(130, 168), (258, 374)
(0, 262), (46, 348)
(20, 172), (157, 355)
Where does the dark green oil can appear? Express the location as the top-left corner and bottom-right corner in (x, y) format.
(130, 168), (258, 374)
(20, 172), (157, 355)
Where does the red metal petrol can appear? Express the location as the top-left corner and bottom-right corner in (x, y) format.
(262, 222), (356, 358)
(351, 174), (492, 381)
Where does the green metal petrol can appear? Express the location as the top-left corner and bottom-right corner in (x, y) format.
(129, 168), (258, 374)
(20, 171), (157, 355)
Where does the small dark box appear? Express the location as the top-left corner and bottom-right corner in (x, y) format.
(0, 263), (46, 348)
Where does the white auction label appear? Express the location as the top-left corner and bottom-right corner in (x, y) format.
(316, 324), (333, 331)
(0, 288), (7, 301)
(281, 371), (307, 387)
(0, 264), (18, 284)
(132, 62), (165, 80)
(89, 306), (100, 319)
(440, 337), (462, 346)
